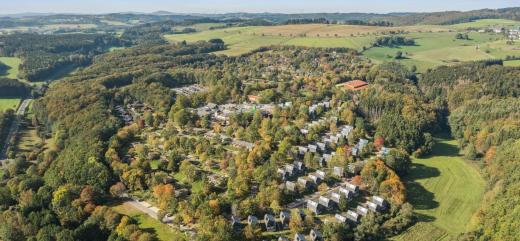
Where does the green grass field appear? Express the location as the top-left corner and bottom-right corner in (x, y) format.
(112, 202), (186, 241)
(449, 19), (520, 30)
(165, 20), (520, 71)
(0, 98), (20, 112)
(165, 24), (452, 55)
(393, 137), (485, 240)
(363, 31), (516, 71)
(504, 59), (520, 67)
(0, 57), (21, 79)
(15, 100), (42, 154)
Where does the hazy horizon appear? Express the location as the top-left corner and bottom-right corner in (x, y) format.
(2, 0), (519, 15)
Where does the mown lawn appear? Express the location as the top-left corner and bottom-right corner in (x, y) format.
(112, 202), (186, 241)
(392, 137), (485, 240)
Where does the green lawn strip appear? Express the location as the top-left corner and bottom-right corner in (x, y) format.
(0, 57), (21, 79)
(504, 60), (520, 67)
(112, 202), (186, 241)
(394, 136), (485, 240)
(0, 98), (21, 112)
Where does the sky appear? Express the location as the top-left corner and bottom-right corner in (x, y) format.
(1, 0), (519, 14)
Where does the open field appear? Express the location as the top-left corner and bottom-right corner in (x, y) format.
(0, 57), (21, 79)
(504, 59), (520, 67)
(449, 19), (520, 30)
(364, 31), (519, 71)
(0, 98), (20, 112)
(165, 23), (456, 55)
(166, 21), (520, 71)
(112, 202), (186, 241)
(393, 137), (485, 240)
(15, 100), (42, 155)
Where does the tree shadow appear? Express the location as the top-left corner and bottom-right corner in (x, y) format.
(0, 64), (11, 76)
(429, 141), (460, 157)
(404, 163), (440, 212)
(405, 181), (439, 210)
(407, 163), (441, 180)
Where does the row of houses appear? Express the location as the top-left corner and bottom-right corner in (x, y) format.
(334, 196), (388, 223)
(308, 100), (331, 115)
(306, 182), (360, 214)
(232, 211), (293, 232)
(172, 84), (208, 96)
(283, 229), (323, 241)
(194, 102), (274, 125)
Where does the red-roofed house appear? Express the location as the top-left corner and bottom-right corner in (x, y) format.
(248, 95), (260, 103)
(341, 80), (368, 91)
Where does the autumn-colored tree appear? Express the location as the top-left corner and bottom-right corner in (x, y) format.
(153, 184), (174, 210)
(110, 182), (127, 197)
(374, 136), (385, 150)
(289, 209), (304, 234)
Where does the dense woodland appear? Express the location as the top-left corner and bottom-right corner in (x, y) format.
(0, 78), (30, 97)
(0, 33), (121, 81)
(418, 62), (520, 240)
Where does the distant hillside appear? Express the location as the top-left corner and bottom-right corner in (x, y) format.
(377, 7), (520, 25)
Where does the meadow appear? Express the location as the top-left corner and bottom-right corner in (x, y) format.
(112, 202), (186, 241)
(0, 98), (20, 112)
(0, 57), (21, 79)
(392, 137), (486, 240)
(165, 19), (520, 71)
(363, 31), (514, 71)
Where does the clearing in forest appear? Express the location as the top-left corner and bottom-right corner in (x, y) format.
(393, 137), (485, 241)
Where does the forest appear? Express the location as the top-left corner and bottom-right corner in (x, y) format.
(0, 33), (121, 81)
(0, 9), (519, 240)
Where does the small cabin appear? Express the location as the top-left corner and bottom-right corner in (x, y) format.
(335, 214), (347, 223)
(307, 200), (322, 215)
(247, 215), (258, 226)
(310, 229), (323, 241)
(295, 233), (307, 241)
(316, 170), (326, 179)
(280, 211), (290, 227)
(357, 205), (369, 216)
(333, 166), (344, 178)
(285, 181), (296, 192)
(264, 214), (276, 231)
(346, 210), (359, 223)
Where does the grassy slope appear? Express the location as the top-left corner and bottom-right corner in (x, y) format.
(15, 100), (42, 154)
(393, 137), (485, 240)
(0, 57), (21, 79)
(363, 31), (516, 71)
(0, 98), (20, 112)
(504, 59), (520, 67)
(112, 202), (186, 241)
(165, 20), (520, 71)
(164, 24), (454, 55)
(449, 19), (520, 30)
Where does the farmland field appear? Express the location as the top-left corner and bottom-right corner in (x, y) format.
(165, 21), (520, 71)
(165, 24), (454, 55)
(449, 19), (520, 30)
(363, 31), (516, 71)
(393, 137), (485, 240)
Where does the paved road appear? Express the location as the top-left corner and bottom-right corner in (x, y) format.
(125, 198), (159, 220)
(0, 99), (32, 162)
